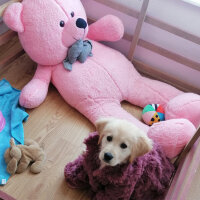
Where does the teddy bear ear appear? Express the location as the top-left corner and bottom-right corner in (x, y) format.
(3, 3), (24, 33)
(10, 138), (15, 146)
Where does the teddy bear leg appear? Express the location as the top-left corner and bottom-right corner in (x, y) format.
(30, 161), (45, 174)
(16, 157), (31, 174)
(30, 153), (46, 174)
(126, 76), (183, 108)
(83, 101), (149, 132)
(147, 118), (196, 159)
(165, 93), (200, 128)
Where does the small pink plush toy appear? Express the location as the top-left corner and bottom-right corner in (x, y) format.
(3, 0), (200, 158)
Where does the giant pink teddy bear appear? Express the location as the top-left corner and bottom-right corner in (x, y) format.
(3, 0), (200, 158)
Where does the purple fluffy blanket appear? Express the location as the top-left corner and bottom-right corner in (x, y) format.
(64, 132), (174, 200)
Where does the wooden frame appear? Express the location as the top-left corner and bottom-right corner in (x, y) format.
(174, 127), (200, 169)
(128, 0), (149, 61)
(166, 126), (200, 200)
(137, 39), (200, 72)
(0, 0), (200, 199)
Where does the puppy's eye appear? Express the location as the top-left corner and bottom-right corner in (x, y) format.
(107, 136), (112, 142)
(120, 143), (127, 149)
(71, 11), (75, 17)
(60, 20), (65, 27)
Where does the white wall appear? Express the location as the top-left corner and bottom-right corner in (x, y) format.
(82, 0), (200, 90)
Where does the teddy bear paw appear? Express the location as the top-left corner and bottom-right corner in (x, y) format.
(19, 79), (49, 109)
(165, 93), (200, 128)
(147, 119), (196, 159)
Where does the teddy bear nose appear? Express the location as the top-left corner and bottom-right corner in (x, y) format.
(76, 18), (87, 29)
(104, 152), (113, 162)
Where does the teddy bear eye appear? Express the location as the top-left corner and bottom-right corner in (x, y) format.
(60, 20), (65, 27)
(107, 136), (112, 142)
(120, 143), (127, 149)
(71, 11), (75, 17)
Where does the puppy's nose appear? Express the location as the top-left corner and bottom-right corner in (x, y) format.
(104, 152), (113, 162)
(76, 18), (87, 29)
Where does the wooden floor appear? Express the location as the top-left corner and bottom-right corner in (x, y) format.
(0, 47), (142, 199)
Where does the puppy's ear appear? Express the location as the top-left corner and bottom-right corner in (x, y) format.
(95, 118), (113, 145)
(98, 132), (104, 145)
(129, 135), (153, 163)
(95, 118), (111, 133)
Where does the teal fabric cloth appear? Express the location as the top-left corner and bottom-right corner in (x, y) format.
(0, 79), (28, 185)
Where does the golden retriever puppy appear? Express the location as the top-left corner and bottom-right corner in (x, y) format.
(95, 118), (153, 167)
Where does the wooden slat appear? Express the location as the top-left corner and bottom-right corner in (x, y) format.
(174, 126), (200, 169)
(128, 0), (149, 61)
(0, 30), (17, 46)
(138, 39), (200, 72)
(94, 0), (139, 19)
(145, 16), (200, 46)
(94, 0), (200, 46)
(123, 32), (200, 72)
(166, 130), (200, 199)
(0, 0), (22, 17)
(132, 59), (200, 94)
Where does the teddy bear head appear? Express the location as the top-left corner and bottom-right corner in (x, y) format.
(3, 0), (88, 65)
(4, 138), (22, 175)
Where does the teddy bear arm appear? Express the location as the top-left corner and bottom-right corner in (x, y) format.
(30, 160), (44, 174)
(87, 15), (124, 42)
(19, 65), (52, 108)
(30, 151), (46, 173)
